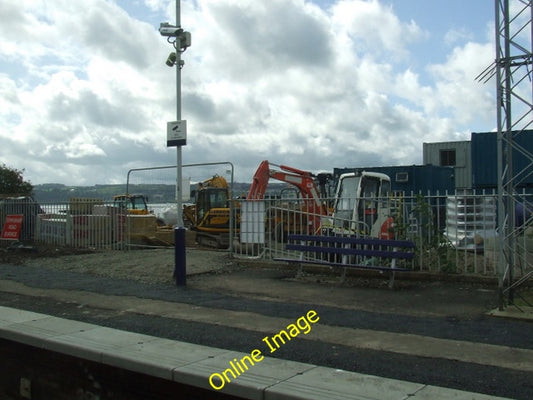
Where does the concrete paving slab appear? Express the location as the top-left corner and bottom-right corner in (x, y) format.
(173, 351), (316, 400)
(265, 367), (513, 400)
(412, 385), (511, 399)
(44, 325), (159, 363)
(0, 314), (95, 348)
(0, 305), (49, 325)
(264, 367), (425, 400)
(101, 337), (229, 380)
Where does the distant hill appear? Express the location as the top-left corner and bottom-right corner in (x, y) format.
(32, 182), (291, 203)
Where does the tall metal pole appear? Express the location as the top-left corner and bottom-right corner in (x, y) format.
(175, 0), (184, 228)
(496, 0), (515, 310)
(170, 0), (187, 286)
(495, 0), (505, 310)
(494, 0), (533, 310)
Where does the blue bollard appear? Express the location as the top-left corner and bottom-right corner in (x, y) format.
(174, 227), (186, 286)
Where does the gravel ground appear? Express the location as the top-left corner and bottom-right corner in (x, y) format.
(2, 245), (237, 284)
(1, 244), (533, 399)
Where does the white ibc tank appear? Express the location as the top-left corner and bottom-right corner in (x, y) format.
(444, 195), (497, 250)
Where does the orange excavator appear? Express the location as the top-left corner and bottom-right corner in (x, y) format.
(247, 160), (331, 237)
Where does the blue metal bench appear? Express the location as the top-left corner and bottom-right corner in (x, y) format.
(275, 234), (416, 288)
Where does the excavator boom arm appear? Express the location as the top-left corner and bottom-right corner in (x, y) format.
(247, 160), (321, 204)
(246, 160), (328, 235)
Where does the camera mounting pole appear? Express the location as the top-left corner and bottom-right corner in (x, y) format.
(160, 1), (191, 286)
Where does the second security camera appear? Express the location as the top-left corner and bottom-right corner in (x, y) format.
(166, 52), (177, 67)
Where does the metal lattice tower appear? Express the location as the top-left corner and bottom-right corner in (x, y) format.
(495, 0), (533, 310)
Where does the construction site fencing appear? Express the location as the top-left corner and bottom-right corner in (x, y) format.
(0, 198), (168, 250)
(2, 191), (533, 280)
(231, 190), (533, 278)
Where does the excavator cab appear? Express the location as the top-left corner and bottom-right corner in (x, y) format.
(331, 171), (392, 238)
(196, 187), (229, 224)
(183, 175), (236, 248)
(113, 194), (149, 215)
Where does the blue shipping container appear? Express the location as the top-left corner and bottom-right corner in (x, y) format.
(333, 165), (455, 194)
(471, 130), (533, 189)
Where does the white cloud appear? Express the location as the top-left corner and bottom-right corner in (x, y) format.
(0, 0), (496, 186)
(428, 41), (494, 126)
(330, 0), (426, 61)
(444, 28), (474, 46)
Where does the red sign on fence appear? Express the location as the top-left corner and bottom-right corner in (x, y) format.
(1, 214), (23, 240)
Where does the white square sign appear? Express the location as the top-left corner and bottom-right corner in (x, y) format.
(167, 120), (187, 147)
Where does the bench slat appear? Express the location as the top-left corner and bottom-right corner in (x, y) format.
(287, 234), (415, 249)
(285, 244), (414, 260)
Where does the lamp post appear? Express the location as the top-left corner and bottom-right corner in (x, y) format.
(160, 1), (191, 286)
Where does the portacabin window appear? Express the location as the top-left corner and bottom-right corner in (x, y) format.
(439, 149), (456, 166)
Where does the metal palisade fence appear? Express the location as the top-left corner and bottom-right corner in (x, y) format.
(1, 191), (533, 281)
(232, 190), (532, 279)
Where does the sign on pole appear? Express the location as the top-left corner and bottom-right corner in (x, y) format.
(1, 214), (23, 240)
(167, 120), (187, 147)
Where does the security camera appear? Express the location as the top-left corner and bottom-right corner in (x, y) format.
(179, 31), (192, 49)
(159, 22), (182, 37)
(166, 52), (177, 67)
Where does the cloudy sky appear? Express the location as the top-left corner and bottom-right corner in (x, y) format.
(0, 0), (497, 186)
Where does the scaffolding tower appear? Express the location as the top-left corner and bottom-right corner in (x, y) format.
(494, 0), (533, 310)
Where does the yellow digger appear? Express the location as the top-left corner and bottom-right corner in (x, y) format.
(183, 176), (238, 248)
(113, 194), (172, 245)
(113, 194), (150, 215)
